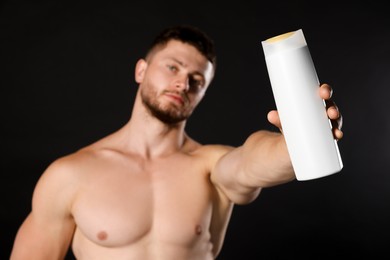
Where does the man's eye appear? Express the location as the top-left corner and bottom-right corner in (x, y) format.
(167, 65), (178, 72)
(189, 77), (204, 90)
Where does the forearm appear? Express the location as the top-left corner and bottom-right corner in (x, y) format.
(212, 130), (295, 205)
(239, 130), (295, 188)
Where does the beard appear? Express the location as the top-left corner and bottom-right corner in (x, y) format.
(140, 86), (193, 125)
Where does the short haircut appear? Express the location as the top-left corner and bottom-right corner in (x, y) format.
(146, 24), (217, 70)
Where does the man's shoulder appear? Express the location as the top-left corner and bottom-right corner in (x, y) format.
(197, 143), (234, 153)
(41, 147), (100, 177)
(51, 147), (95, 165)
(190, 143), (234, 164)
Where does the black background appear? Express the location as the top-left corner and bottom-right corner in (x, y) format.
(1, 1), (389, 259)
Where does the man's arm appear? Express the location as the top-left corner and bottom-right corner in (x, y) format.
(211, 130), (293, 204)
(211, 84), (343, 205)
(10, 158), (77, 260)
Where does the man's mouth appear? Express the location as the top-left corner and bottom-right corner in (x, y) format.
(164, 92), (186, 105)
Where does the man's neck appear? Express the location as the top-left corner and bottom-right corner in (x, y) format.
(117, 97), (188, 159)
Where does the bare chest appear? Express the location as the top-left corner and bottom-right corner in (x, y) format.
(71, 158), (213, 249)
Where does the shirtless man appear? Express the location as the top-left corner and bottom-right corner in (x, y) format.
(10, 25), (343, 259)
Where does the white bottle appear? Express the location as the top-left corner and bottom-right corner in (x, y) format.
(261, 29), (343, 181)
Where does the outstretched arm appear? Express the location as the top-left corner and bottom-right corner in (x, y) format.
(211, 83), (343, 205)
(10, 158), (77, 260)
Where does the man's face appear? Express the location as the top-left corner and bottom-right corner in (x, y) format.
(136, 40), (214, 124)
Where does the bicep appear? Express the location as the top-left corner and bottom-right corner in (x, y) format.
(211, 146), (262, 205)
(11, 212), (75, 260)
(10, 159), (77, 260)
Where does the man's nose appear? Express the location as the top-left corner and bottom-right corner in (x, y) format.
(174, 76), (189, 92)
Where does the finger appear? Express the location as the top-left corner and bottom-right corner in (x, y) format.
(319, 83), (333, 100)
(324, 97), (342, 119)
(330, 112), (343, 140)
(326, 102), (340, 120)
(334, 128), (344, 140)
(336, 112), (343, 130)
(267, 110), (282, 130)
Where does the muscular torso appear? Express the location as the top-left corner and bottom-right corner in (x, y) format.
(68, 142), (233, 259)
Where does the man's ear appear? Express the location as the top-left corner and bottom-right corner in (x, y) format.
(135, 59), (147, 83)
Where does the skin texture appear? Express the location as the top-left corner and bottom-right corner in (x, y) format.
(10, 39), (343, 260)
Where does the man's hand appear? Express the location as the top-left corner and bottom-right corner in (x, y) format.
(267, 83), (343, 140)
(319, 83), (343, 140)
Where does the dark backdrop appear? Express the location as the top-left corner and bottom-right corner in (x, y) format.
(1, 1), (389, 259)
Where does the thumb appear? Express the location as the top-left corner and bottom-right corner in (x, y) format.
(267, 110), (283, 133)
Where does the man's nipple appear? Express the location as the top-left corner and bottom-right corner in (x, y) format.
(97, 231), (108, 241)
(195, 224), (202, 235)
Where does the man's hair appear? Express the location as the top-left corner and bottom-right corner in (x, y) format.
(146, 24), (217, 69)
